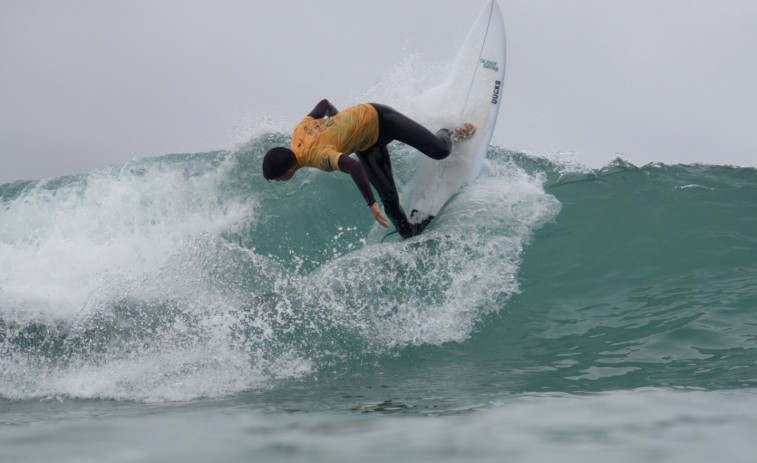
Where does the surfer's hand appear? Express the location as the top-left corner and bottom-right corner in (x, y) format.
(370, 202), (390, 228)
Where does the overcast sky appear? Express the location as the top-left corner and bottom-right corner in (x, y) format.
(2, 0), (756, 184)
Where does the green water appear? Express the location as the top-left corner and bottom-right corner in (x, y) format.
(1, 141), (756, 461)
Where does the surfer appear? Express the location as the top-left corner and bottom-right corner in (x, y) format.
(262, 99), (475, 238)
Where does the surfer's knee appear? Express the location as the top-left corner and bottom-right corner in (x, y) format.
(429, 129), (453, 160)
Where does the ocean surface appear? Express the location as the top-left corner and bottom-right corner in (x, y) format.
(1, 138), (756, 462)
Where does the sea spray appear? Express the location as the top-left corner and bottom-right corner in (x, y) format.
(1, 142), (558, 401)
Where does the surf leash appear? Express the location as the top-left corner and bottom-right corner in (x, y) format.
(381, 230), (399, 243)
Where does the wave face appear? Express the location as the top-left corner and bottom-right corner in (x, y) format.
(1, 139), (756, 402)
(489, 155), (757, 393)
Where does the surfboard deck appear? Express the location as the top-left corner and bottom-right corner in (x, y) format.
(407, 0), (506, 231)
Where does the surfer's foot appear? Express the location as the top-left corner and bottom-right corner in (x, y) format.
(436, 123), (475, 149)
(453, 122), (476, 141)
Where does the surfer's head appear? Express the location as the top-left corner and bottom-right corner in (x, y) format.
(263, 147), (298, 181)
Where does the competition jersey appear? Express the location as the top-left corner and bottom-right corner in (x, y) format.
(290, 103), (380, 172)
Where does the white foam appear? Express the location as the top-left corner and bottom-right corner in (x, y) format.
(0, 154), (251, 320)
(302, 155), (561, 350)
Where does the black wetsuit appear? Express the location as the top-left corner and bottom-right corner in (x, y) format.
(308, 100), (452, 238)
(357, 104), (452, 238)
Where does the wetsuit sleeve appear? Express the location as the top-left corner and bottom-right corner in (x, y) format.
(338, 154), (376, 207)
(307, 99), (339, 119)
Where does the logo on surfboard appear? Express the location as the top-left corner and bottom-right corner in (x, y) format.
(491, 80), (501, 105)
(480, 58), (499, 72)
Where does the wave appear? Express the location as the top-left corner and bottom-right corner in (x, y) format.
(1, 140), (756, 401)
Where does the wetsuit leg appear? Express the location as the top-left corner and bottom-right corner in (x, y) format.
(356, 104), (451, 238)
(356, 145), (416, 238)
(370, 103), (452, 160)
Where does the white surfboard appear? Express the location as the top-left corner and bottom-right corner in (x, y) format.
(408, 0), (506, 230)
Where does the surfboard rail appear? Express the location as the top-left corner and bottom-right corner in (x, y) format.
(407, 0), (506, 230)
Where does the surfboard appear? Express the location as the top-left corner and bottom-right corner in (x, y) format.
(407, 0), (506, 231)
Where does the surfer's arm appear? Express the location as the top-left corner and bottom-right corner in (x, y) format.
(338, 155), (375, 206)
(307, 99), (339, 119)
(338, 155), (389, 229)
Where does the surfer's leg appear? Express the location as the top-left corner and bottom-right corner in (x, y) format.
(357, 146), (418, 238)
(370, 103), (452, 160)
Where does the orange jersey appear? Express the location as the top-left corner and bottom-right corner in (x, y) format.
(290, 103), (380, 172)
